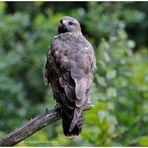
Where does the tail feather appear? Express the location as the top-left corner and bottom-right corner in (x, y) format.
(62, 108), (83, 137)
(69, 108), (82, 132)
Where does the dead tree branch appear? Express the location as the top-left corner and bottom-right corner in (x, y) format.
(0, 103), (92, 146)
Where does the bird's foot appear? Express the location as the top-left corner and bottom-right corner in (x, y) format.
(55, 103), (62, 111)
(46, 107), (50, 113)
(83, 99), (94, 110)
(88, 98), (92, 104)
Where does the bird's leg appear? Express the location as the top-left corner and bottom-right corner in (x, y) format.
(55, 102), (62, 111)
(46, 107), (50, 113)
(88, 98), (92, 104)
(83, 99), (94, 110)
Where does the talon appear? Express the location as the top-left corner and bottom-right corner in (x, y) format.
(84, 100), (94, 109)
(46, 108), (49, 113)
(88, 100), (92, 104)
(88, 98), (91, 102)
(55, 103), (62, 110)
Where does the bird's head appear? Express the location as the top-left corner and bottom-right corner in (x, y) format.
(58, 16), (81, 34)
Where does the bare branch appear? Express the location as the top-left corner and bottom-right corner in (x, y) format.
(0, 103), (92, 146)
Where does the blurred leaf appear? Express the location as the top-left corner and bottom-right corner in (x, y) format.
(138, 136), (148, 146)
(106, 70), (117, 80)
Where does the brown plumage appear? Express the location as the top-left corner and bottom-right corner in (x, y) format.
(45, 16), (96, 137)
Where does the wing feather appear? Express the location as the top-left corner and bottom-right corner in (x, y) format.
(45, 32), (96, 133)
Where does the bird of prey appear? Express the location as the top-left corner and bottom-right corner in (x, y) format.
(44, 16), (96, 137)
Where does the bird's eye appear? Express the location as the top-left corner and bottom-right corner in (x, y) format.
(69, 21), (75, 25)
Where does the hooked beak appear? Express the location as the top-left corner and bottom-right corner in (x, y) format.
(61, 20), (67, 29)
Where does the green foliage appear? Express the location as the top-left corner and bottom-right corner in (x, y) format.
(0, 2), (147, 146)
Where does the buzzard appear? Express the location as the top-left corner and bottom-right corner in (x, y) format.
(45, 16), (96, 137)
